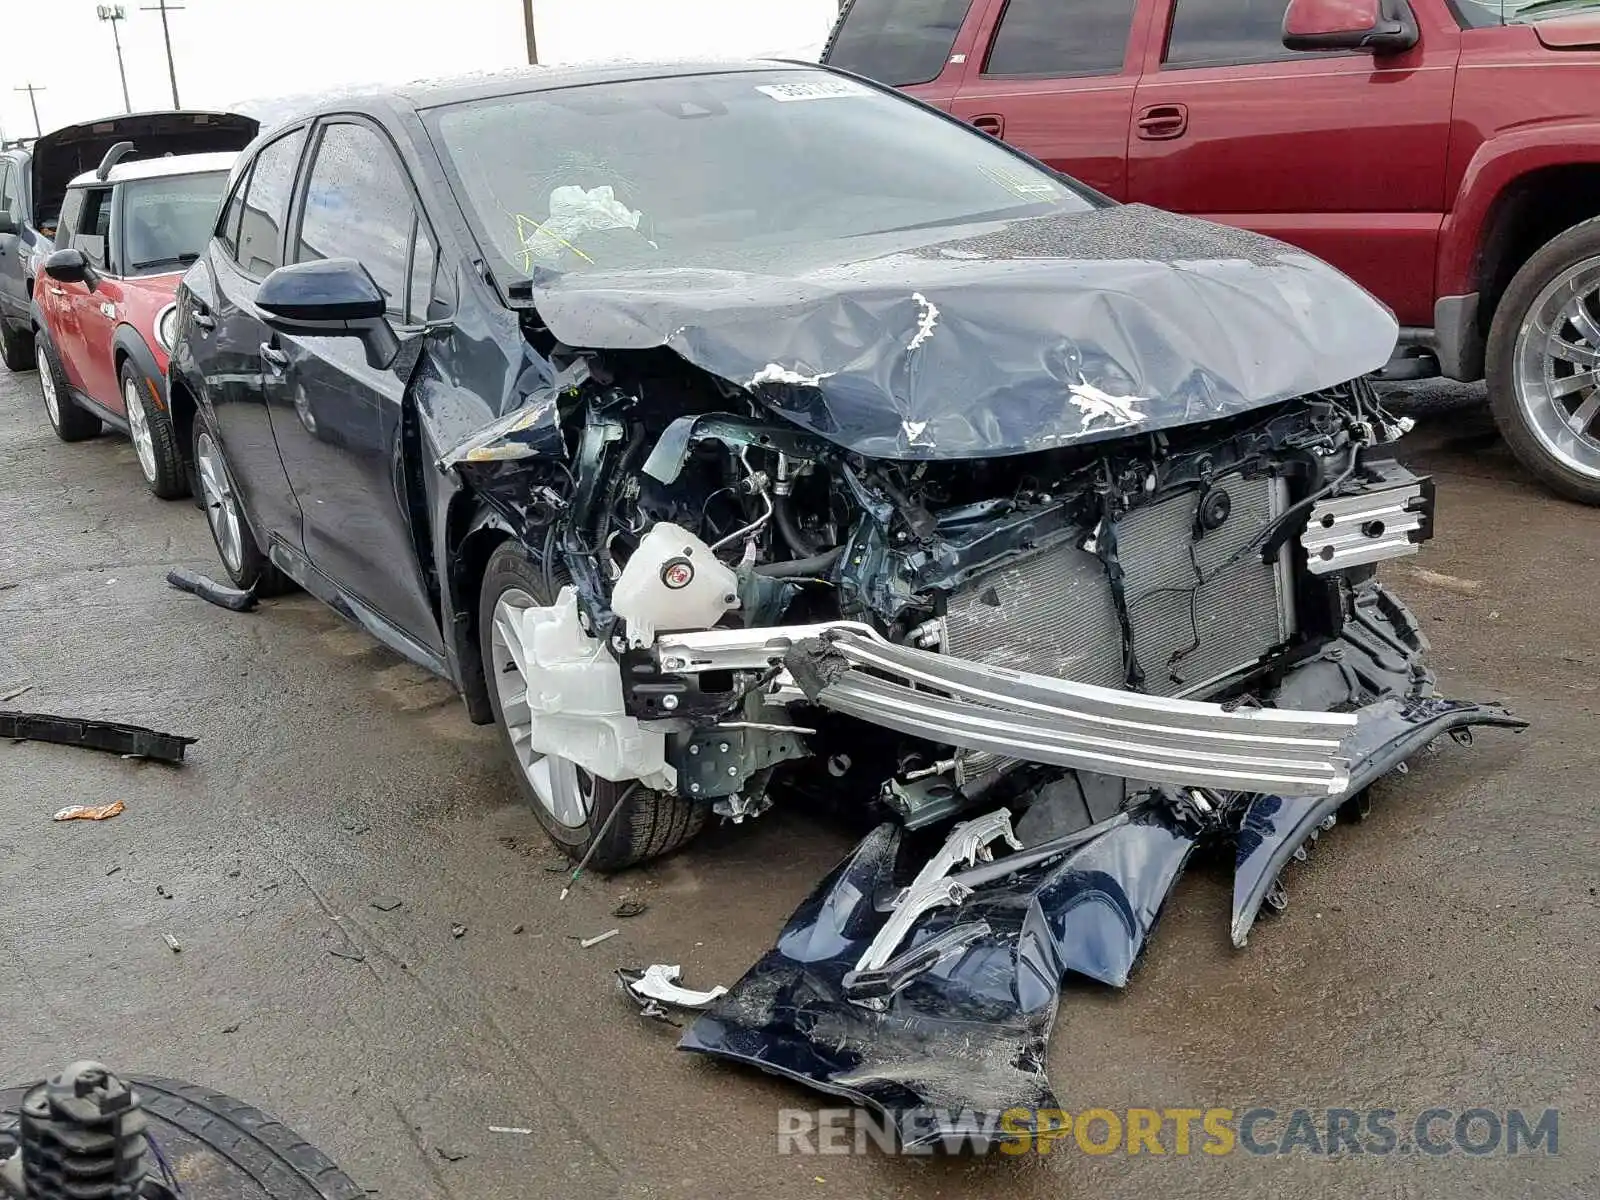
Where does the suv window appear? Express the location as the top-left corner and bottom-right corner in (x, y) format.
(407, 221), (436, 325)
(216, 165), (251, 257)
(826, 0), (976, 87)
(56, 190), (86, 250)
(0, 163), (14, 221)
(76, 187), (114, 271)
(985, 0), (1136, 76)
(236, 127), (307, 276)
(294, 122), (417, 322)
(1164, 0), (1297, 67)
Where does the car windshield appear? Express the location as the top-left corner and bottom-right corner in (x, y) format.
(122, 171), (228, 272)
(1453, 0), (1600, 25)
(425, 69), (1093, 283)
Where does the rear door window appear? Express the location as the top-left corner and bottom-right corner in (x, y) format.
(984, 0), (1138, 76)
(293, 121), (418, 322)
(825, 0), (976, 86)
(236, 127), (307, 276)
(1164, 0), (1297, 67)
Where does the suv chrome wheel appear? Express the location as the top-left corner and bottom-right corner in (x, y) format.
(195, 429), (244, 574)
(126, 376), (158, 483)
(1511, 256), (1600, 481)
(489, 586), (595, 829)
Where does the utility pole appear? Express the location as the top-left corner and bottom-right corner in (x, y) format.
(13, 84), (45, 137)
(98, 5), (133, 113)
(140, 0), (185, 108)
(522, 0), (538, 64)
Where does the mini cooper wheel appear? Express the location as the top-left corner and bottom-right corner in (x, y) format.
(192, 410), (293, 596)
(121, 361), (189, 499)
(1488, 216), (1600, 504)
(478, 540), (705, 870)
(37, 339), (100, 442)
(0, 319), (34, 372)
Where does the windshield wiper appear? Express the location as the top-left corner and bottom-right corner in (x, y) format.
(131, 252), (200, 270)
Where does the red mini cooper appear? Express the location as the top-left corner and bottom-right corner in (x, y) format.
(33, 116), (254, 498)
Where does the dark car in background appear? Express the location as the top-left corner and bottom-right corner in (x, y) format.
(0, 143), (49, 371)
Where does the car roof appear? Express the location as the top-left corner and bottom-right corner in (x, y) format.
(66, 150), (238, 188)
(278, 59), (815, 121)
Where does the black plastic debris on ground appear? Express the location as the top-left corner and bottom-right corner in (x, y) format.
(0, 711), (196, 763)
(166, 567), (258, 612)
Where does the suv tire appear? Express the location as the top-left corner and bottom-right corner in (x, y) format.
(1487, 216), (1600, 505)
(192, 407), (295, 596)
(478, 539), (705, 870)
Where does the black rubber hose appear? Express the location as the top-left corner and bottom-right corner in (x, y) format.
(774, 493), (823, 557)
(755, 546), (844, 578)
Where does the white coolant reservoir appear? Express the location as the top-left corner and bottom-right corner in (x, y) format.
(612, 523), (740, 648)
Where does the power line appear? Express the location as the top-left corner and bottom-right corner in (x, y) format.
(13, 84), (45, 138)
(140, 0), (186, 108)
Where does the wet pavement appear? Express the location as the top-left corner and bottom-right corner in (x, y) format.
(0, 367), (1594, 1199)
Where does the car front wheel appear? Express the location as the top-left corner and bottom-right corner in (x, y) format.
(477, 540), (705, 870)
(1487, 216), (1600, 504)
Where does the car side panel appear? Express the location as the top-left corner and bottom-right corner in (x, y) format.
(73, 276), (127, 412)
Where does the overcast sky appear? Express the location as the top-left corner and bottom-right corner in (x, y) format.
(0, 0), (838, 139)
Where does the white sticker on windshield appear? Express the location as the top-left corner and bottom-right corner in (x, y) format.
(756, 79), (871, 103)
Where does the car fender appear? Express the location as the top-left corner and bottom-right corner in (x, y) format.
(1438, 121), (1600, 299)
(111, 323), (166, 406)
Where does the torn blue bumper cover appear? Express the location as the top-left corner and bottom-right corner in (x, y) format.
(678, 595), (1523, 1148)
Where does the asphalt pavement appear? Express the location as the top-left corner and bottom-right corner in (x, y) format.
(0, 368), (1594, 1199)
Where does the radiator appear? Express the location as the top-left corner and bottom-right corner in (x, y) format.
(942, 476), (1295, 787)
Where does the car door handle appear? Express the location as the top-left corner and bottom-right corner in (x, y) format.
(47, 286), (66, 296)
(1136, 104), (1189, 140)
(970, 113), (1005, 138)
(260, 343), (288, 370)
(190, 306), (215, 330)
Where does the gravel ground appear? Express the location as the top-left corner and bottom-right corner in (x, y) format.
(0, 367), (1594, 1199)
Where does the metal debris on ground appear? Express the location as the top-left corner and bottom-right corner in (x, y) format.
(612, 899), (648, 918)
(165, 566), (259, 612)
(1, 710), (196, 763)
(162, 934), (181, 953)
(0, 684), (33, 702)
(156, 884), (172, 898)
(487, 1126), (533, 1135)
(618, 964), (728, 1012)
(578, 929), (619, 949)
(370, 896), (403, 911)
(105, 865), (121, 876)
(511, 924), (525, 934)
(52, 801), (126, 822)
(451, 923), (467, 938)
(434, 1147), (468, 1163)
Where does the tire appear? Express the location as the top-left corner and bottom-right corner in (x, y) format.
(478, 539), (705, 869)
(192, 407), (295, 596)
(0, 318), (34, 371)
(121, 359), (189, 499)
(0, 1076), (365, 1199)
(37, 338), (101, 442)
(1486, 216), (1600, 505)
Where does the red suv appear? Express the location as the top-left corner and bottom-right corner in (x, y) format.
(824, 0), (1600, 502)
(31, 116), (256, 498)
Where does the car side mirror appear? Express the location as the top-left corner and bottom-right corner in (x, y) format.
(0, 213), (16, 237)
(1282, 0), (1418, 54)
(257, 258), (400, 370)
(44, 247), (91, 285)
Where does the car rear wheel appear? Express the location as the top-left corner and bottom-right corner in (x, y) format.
(122, 362), (189, 500)
(1487, 217), (1600, 505)
(478, 540), (705, 870)
(0, 319), (34, 371)
(192, 409), (294, 596)
(37, 339), (101, 442)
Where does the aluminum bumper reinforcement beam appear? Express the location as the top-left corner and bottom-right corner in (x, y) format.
(654, 624), (1356, 796)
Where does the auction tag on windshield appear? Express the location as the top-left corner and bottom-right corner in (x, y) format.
(756, 79), (871, 103)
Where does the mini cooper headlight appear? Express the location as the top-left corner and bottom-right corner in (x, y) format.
(155, 303), (179, 353)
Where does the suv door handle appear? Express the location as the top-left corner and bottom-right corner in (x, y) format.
(970, 113), (1005, 138)
(190, 304), (215, 330)
(1136, 103), (1189, 140)
(260, 343), (288, 370)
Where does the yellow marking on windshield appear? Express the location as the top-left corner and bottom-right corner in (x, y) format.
(514, 212), (595, 271)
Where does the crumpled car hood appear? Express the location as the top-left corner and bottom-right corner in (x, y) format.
(526, 204), (1398, 460)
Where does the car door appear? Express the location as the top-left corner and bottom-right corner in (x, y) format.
(68, 186), (126, 411)
(40, 187), (108, 396)
(0, 162), (24, 325)
(199, 126), (309, 549)
(1125, 0), (1459, 325)
(947, 0), (1152, 199)
(269, 117), (444, 656)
